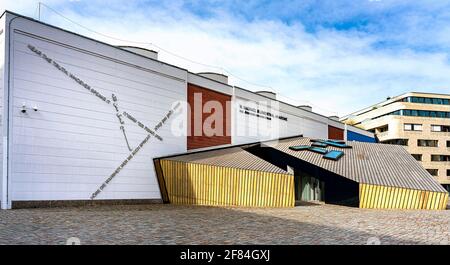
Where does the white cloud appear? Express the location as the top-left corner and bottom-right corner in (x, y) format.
(2, 0), (450, 117)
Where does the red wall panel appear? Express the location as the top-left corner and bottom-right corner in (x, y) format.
(328, 125), (344, 140)
(187, 84), (231, 150)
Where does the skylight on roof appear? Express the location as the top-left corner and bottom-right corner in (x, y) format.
(289, 145), (310, 151)
(289, 140), (348, 161)
(323, 150), (344, 161)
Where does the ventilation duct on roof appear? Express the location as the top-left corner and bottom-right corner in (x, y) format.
(329, 116), (340, 121)
(119, 46), (158, 60)
(197, 72), (229, 84)
(297, 105), (312, 112)
(256, 91), (276, 100)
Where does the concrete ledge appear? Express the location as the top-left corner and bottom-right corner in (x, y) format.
(11, 199), (163, 209)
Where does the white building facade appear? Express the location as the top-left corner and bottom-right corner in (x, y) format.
(0, 11), (374, 209)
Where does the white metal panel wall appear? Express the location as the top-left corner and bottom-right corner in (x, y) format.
(232, 88), (328, 145)
(0, 14), (5, 204)
(8, 16), (187, 201)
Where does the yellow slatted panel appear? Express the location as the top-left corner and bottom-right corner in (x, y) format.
(384, 186), (391, 209)
(429, 192), (436, 210)
(407, 189), (414, 209)
(159, 160), (294, 207)
(438, 193), (445, 210)
(429, 192), (435, 210)
(436, 193), (442, 210)
(413, 190), (421, 209)
(363, 184), (370, 208)
(359, 184), (364, 208)
(390, 187), (397, 208)
(405, 189), (412, 210)
(384, 186), (390, 209)
(376, 186), (385, 209)
(399, 188), (406, 209)
(415, 190), (422, 209)
(435, 192), (443, 210)
(373, 185), (380, 209)
(400, 188), (406, 209)
(377, 186), (385, 209)
(424, 192), (431, 210)
(442, 193), (449, 210)
(401, 188), (408, 209)
(359, 183), (446, 210)
(369, 185), (375, 209)
(371, 185), (377, 208)
(398, 188), (404, 209)
(439, 193), (445, 210)
(432, 192), (439, 210)
(365, 184), (372, 208)
(431, 192), (437, 210)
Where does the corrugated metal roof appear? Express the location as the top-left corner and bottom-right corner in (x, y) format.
(163, 147), (288, 174)
(161, 136), (446, 193)
(266, 137), (446, 192)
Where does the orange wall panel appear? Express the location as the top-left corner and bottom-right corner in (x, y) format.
(328, 125), (344, 140)
(187, 84), (231, 150)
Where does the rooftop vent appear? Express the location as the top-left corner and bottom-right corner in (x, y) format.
(256, 91), (276, 100)
(329, 115), (340, 121)
(197, 72), (228, 84)
(297, 105), (312, 112)
(119, 46), (158, 60)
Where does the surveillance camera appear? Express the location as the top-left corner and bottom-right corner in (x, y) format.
(33, 106), (38, 111)
(21, 109), (26, 113)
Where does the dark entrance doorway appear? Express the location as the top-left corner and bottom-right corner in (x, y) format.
(294, 173), (325, 202)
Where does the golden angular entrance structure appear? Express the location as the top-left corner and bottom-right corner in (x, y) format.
(155, 136), (448, 209)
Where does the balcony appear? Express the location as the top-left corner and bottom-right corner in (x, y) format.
(375, 131), (390, 141)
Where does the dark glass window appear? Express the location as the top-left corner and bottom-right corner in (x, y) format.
(431, 155), (450, 162)
(447, 170), (450, 177)
(426, 169), (438, 176)
(431, 125), (450, 132)
(417, 139), (438, 147)
(378, 109), (450, 120)
(404, 96), (450, 105)
(382, 139), (408, 146)
(411, 154), (422, 161)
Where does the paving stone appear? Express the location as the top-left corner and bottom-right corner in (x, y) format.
(0, 204), (448, 245)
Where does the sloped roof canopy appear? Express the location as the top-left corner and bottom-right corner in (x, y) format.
(159, 136), (446, 193)
(162, 146), (288, 174)
(264, 137), (446, 193)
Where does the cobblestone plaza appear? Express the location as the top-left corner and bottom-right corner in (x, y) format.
(0, 204), (448, 245)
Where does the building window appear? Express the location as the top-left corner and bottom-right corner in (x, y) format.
(448, 141), (450, 148)
(387, 109), (450, 118)
(447, 169), (450, 177)
(401, 96), (450, 105)
(411, 154), (422, 161)
(417, 139), (438, 147)
(426, 169), (438, 176)
(443, 184), (450, 193)
(404, 123), (422, 131)
(431, 155), (450, 162)
(431, 125), (450, 132)
(382, 139), (408, 146)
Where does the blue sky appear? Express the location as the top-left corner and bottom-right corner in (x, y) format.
(2, 0), (450, 116)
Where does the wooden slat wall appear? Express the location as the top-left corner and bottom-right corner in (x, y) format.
(359, 183), (449, 210)
(159, 160), (295, 207)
